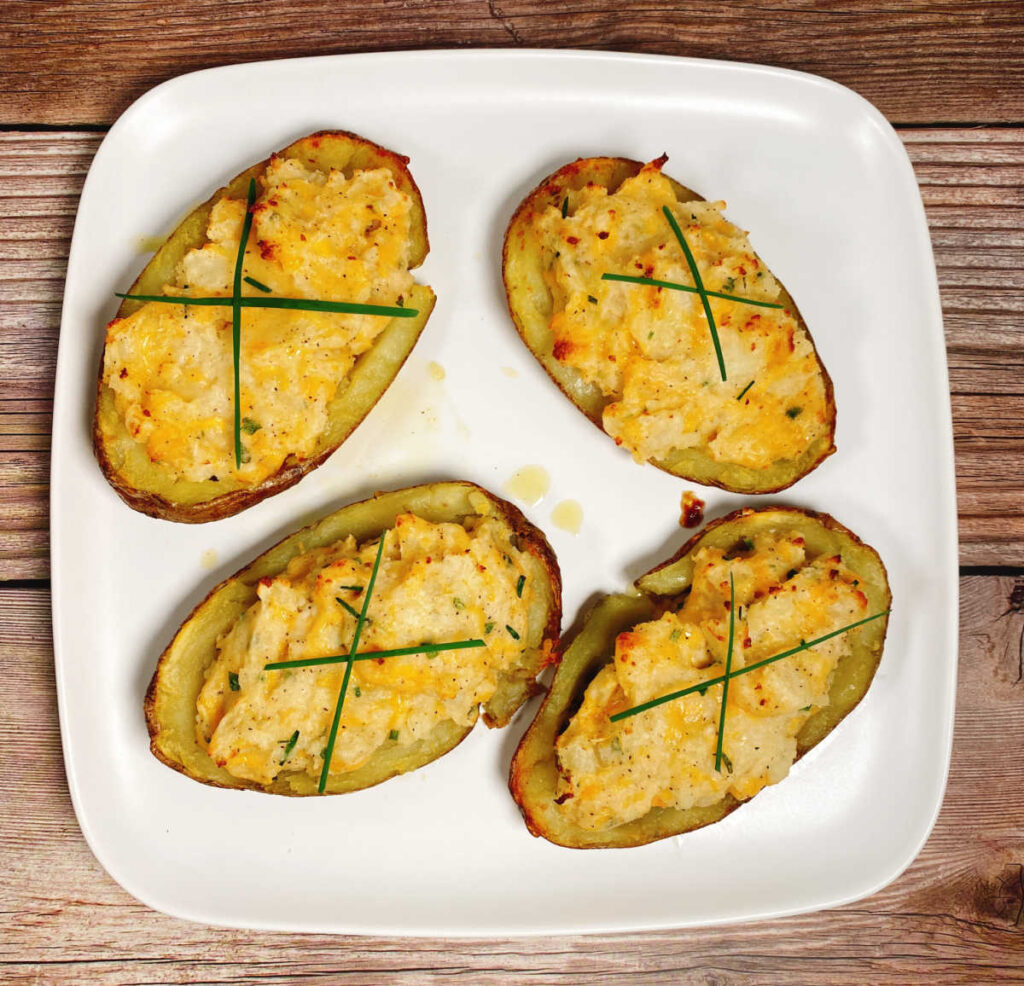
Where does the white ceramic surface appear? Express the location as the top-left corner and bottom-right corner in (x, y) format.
(51, 49), (957, 935)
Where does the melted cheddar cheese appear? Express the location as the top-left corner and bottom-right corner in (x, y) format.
(554, 531), (869, 831)
(103, 157), (414, 484)
(196, 513), (537, 785)
(535, 161), (829, 468)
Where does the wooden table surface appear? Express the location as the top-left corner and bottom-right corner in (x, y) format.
(1, 2), (1022, 982)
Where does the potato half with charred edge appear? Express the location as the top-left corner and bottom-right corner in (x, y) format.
(146, 482), (561, 795)
(501, 157), (837, 493)
(95, 130), (435, 523)
(509, 507), (890, 848)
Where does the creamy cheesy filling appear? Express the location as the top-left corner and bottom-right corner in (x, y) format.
(535, 161), (829, 469)
(196, 513), (538, 785)
(554, 531), (869, 831)
(103, 156), (415, 484)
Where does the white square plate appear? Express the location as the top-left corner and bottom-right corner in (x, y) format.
(52, 49), (957, 935)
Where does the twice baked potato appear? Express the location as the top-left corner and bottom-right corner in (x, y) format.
(146, 481), (562, 795)
(510, 506), (890, 848)
(502, 157), (836, 493)
(95, 130), (435, 522)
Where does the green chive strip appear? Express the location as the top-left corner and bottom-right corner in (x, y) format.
(736, 380), (756, 401)
(264, 638), (485, 671)
(280, 730), (299, 764)
(516, 575), (526, 598)
(318, 532), (386, 793)
(609, 610), (890, 723)
(506, 625), (520, 640)
(244, 275), (272, 293)
(662, 205), (727, 381)
(339, 585), (364, 593)
(600, 273), (783, 310)
(561, 196), (569, 218)
(115, 293), (418, 319)
(231, 179), (257, 468)
(714, 574), (736, 773)
(335, 596), (362, 621)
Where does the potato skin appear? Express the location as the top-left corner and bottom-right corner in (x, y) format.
(94, 130), (435, 523)
(509, 506), (891, 848)
(501, 157), (837, 493)
(145, 481), (562, 796)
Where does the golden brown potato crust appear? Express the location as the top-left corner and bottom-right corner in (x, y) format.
(94, 130), (435, 523)
(145, 481), (562, 796)
(509, 506), (890, 848)
(501, 157), (837, 493)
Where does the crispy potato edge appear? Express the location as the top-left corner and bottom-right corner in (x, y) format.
(94, 130), (434, 523)
(145, 481), (562, 796)
(508, 506), (891, 848)
(500, 156), (837, 493)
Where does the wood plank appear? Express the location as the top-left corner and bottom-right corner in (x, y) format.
(1, 576), (1021, 981)
(0, 133), (91, 579)
(903, 130), (1024, 564)
(1, 129), (1023, 576)
(0, 1), (1021, 127)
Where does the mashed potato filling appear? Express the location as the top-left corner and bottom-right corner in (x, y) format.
(554, 531), (869, 831)
(103, 157), (414, 484)
(535, 161), (829, 469)
(196, 513), (538, 786)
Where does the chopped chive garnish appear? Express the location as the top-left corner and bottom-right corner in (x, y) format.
(561, 196), (569, 218)
(662, 205), (726, 381)
(115, 293), (419, 318)
(452, 597), (465, 611)
(228, 671), (240, 692)
(516, 575), (526, 597)
(736, 380), (755, 401)
(241, 417), (261, 434)
(280, 730), (299, 764)
(600, 273), (783, 310)
(609, 609), (890, 723)
(596, 206), (787, 388)
(231, 179), (257, 468)
(720, 752), (734, 774)
(388, 729), (399, 742)
(118, 179), (421, 477)
(738, 537), (754, 552)
(714, 574), (736, 773)
(336, 596), (362, 620)
(317, 532), (386, 793)
(485, 621), (495, 635)
(587, 295), (598, 304)
(258, 527), (488, 792)
(506, 625), (520, 640)
(264, 638), (486, 671)
(786, 406), (803, 419)
(339, 585), (364, 593)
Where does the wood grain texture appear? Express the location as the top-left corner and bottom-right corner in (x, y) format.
(1, 576), (1021, 982)
(905, 129), (1024, 565)
(0, 132), (91, 579)
(0, 1), (1022, 127)
(1, 129), (1022, 574)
